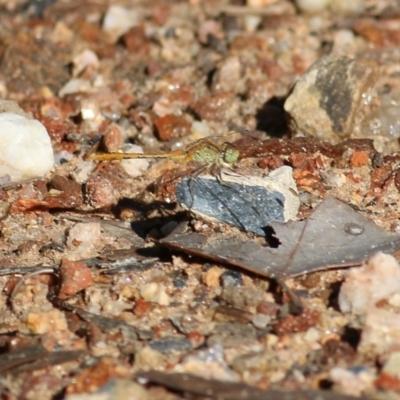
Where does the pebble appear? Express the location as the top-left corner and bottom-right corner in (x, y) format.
(202, 266), (224, 287)
(122, 26), (150, 54)
(85, 174), (116, 208)
(212, 56), (244, 94)
(220, 270), (243, 288)
(154, 114), (191, 141)
(220, 286), (265, 309)
(359, 308), (400, 355)
(103, 125), (122, 153)
(66, 222), (102, 261)
(383, 352), (400, 379)
(24, 309), (68, 334)
(140, 282), (170, 306)
(148, 336), (192, 353)
(71, 160), (96, 184)
(252, 313), (271, 329)
(177, 345), (237, 381)
(59, 259), (94, 299)
(338, 252), (400, 314)
(102, 5), (139, 42)
(173, 278), (186, 288)
(329, 366), (375, 397)
(191, 120), (210, 138)
(284, 55), (378, 143)
(0, 112), (54, 181)
(274, 309), (320, 335)
(303, 327), (321, 343)
(134, 346), (166, 370)
(350, 150), (369, 167)
(207, 323), (258, 348)
(192, 92), (239, 122)
(59, 79), (92, 97)
(72, 49), (99, 78)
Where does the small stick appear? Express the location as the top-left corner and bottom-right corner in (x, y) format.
(9, 268), (55, 311)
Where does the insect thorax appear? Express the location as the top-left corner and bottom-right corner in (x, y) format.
(190, 141), (220, 164)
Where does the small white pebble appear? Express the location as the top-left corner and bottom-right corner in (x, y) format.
(383, 352), (400, 378)
(140, 282), (170, 306)
(80, 99), (102, 122)
(72, 49), (99, 77)
(191, 120), (210, 139)
(66, 222), (102, 260)
(303, 327), (321, 343)
(71, 160), (96, 184)
(329, 367), (375, 397)
(252, 313), (271, 329)
(102, 5), (139, 42)
(59, 79), (92, 97)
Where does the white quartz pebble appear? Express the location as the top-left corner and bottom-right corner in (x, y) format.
(339, 252), (400, 314)
(0, 113), (54, 181)
(102, 5), (139, 42)
(140, 282), (170, 306)
(66, 222), (102, 261)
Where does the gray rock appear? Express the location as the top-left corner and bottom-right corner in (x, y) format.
(284, 55), (378, 143)
(207, 323), (257, 347)
(148, 336), (192, 353)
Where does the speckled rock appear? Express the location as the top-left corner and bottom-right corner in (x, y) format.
(59, 259), (94, 299)
(284, 55), (378, 143)
(338, 252), (400, 314)
(359, 308), (400, 355)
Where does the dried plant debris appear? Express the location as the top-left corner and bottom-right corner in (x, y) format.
(48, 292), (139, 340)
(0, 248), (157, 276)
(161, 197), (400, 278)
(136, 371), (362, 400)
(58, 214), (145, 247)
(0, 344), (85, 375)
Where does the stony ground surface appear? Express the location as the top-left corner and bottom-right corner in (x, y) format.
(1, 0), (400, 399)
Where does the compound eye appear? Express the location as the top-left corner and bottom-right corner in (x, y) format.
(222, 143), (239, 163)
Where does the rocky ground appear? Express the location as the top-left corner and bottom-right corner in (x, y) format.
(1, 0), (400, 399)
